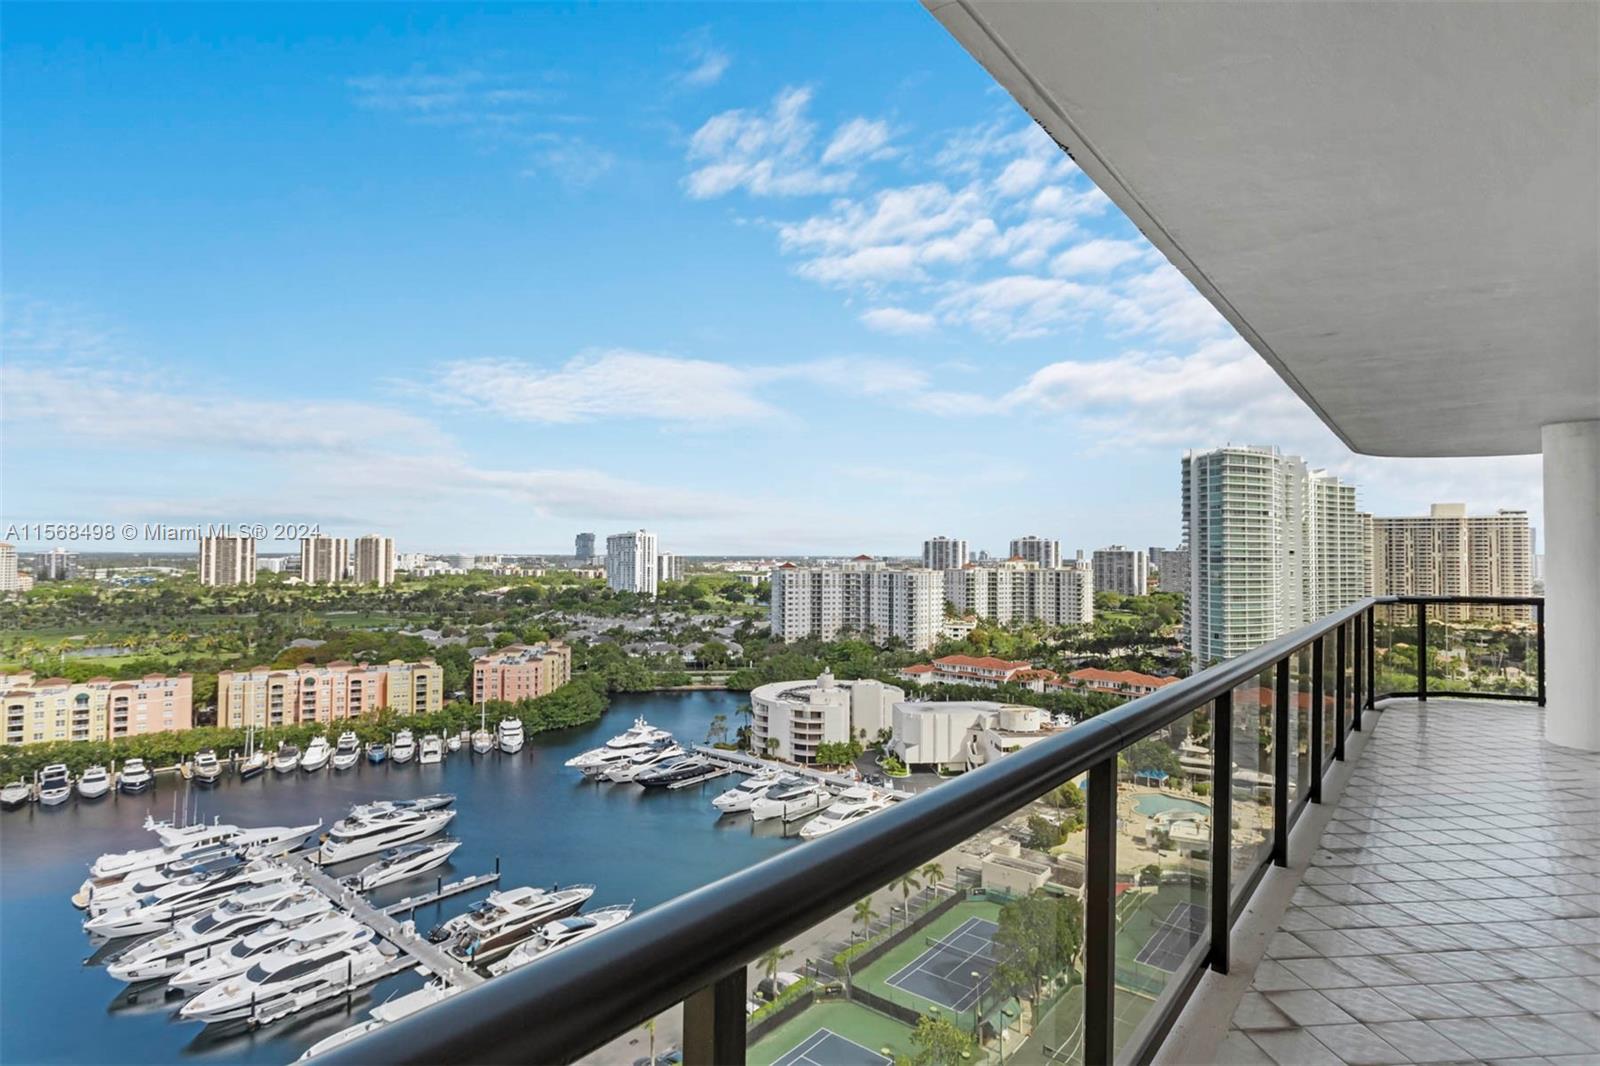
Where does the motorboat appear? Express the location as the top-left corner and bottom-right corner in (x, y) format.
(332, 732), (360, 771)
(1, 779), (30, 809)
(78, 764), (113, 799)
(300, 736), (331, 773)
(85, 816), (242, 884)
(471, 705), (494, 755)
(366, 741), (387, 765)
(118, 758), (152, 795)
(345, 794), (454, 820)
(318, 807), (455, 865)
(85, 852), (249, 916)
(497, 718), (525, 755)
(168, 902), (345, 995)
(340, 839), (461, 892)
(447, 733), (462, 753)
(712, 771), (791, 814)
(566, 745), (633, 774)
(391, 730), (416, 764)
(192, 750), (222, 786)
(178, 925), (388, 1025)
(750, 780), (833, 822)
(798, 787), (892, 840)
(636, 755), (714, 788)
(238, 820), (323, 860)
(85, 859), (298, 938)
(273, 743), (301, 774)
(39, 764), (73, 805)
(428, 884), (595, 967)
(239, 749), (268, 780)
(105, 882), (310, 982)
(296, 979), (461, 1060)
(564, 717), (673, 771)
(419, 734), (444, 765)
(603, 742), (687, 783)
(487, 904), (633, 977)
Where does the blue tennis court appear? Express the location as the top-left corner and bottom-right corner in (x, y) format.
(1132, 901), (1207, 972)
(883, 916), (1001, 1011)
(770, 1028), (892, 1066)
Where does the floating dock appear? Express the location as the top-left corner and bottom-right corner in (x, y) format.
(382, 871), (503, 916)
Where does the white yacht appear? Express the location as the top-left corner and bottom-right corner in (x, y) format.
(238, 820), (323, 860)
(239, 747), (269, 780)
(390, 730), (416, 764)
(296, 979), (461, 1060)
(318, 807), (455, 865)
(564, 717), (673, 771)
(179, 927), (388, 1025)
(85, 860), (298, 938)
(750, 780), (833, 822)
(300, 736), (332, 773)
(798, 787), (893, 840)
(447, 733), (463, 753)
(192, 751), (222, 786)
(603, 742), (687, 783)
(105, 882), (310, 982)
(606, 717), (674, 750)
(419, 734), (444, 765)
(331, 732), (360, 771)
(83, 817), (242, 884)
(341, 839), (461, 892)
(168, 901), (343, 995)
(1, 779), (31, 809)
(497, 718), (525, 755)
(118, 758), (152, 795)
(39, 764), (73, 805)
(487, 904), (633, 977)
(273, 742), (301, 773)
(345, 794), (454, 821)
(712, 771), (790, 814)
(428, 884), (595, 966)
(77, 764), (113, 799)
(636, 755), (715, 788)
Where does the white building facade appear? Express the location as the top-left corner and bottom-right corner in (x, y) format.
(769, 560), (944, 650)
(606, 530), (659, 597)
(1373, 504), (1533, 620)
(922, 536), (969, 571)
(300, 535), (348, 584)
(942, 559), (1095, 627)
(749, 671), (904, 762)
(1008, 535), (1061, 569)
(198, 534), (256, 586)
(354, 534), (396, 586)
(888, 700), (1057, 772)
(1092, 546), (1148, 596)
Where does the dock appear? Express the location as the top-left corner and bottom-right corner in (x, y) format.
(690, 746), (906, 797)
(246, 953), (416, 1028)
(382, 871), (503, 916)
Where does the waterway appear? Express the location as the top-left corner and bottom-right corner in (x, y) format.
(0, 690), (790, 1064)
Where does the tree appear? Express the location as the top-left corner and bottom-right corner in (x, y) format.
(697, 639), (731, 668)
(1025, 814), (1066, 852)
(920, 861), (945, 891)
(706, 713), (728, 745)
(909, 1012), (975, 1066)
(641, 1015), (656, 1064)
(758, 945), (793, 984)
(892, 871), (922, 915)
(852, 897), (878, 940)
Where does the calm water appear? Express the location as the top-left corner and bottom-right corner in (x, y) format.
(0, 690), (790, 1064)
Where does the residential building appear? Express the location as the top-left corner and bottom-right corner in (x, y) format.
(0, 542), (17, 592)
(217, 659), (443, 728)
(353, 534), (396, 586)
(897, 654), (1035, 688)
(396, 552), (431, 572)
(1151, 546), (1191, 595)
(472, 642), (573, 702)
(2, 672), (194, 745)
(198, 534), (256, 586)
(256, 556), (293, 574)
(1182, 446), (1364, 665)
(921, 536), (968, 572)
(1373, 504), (1534, 620)
(1060, 668), (1180, 699)
(656, 552), (684, 584)
(35, 548), (78, 581)
(574, 532), (596, 562)
(769, 559), (944, 650)
(605, 530), (658, 597)
(887, 700), (1059, 772)
(749, 670), (903, 762)
(1092, 545), (1148, 596)
(300, 535), (348, 585)
(942, 558), (1095, 627)
(1008, 535), (1061, 569)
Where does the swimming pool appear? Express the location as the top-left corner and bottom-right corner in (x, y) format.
(1133, 793), (1209, 817)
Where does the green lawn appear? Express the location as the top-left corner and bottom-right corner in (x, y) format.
(748, 1000), (916, 1066)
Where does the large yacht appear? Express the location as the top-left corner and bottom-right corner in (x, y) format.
(178, 928), (388, 1025)
(237, 820), (323, 860)
(273, 742), (301, 774)
(168, 902), (345, 995)
(295, 979), (461, 1060)
(118, 758), (152, 795)
(635, 755), (714, 788)
(602, 742), (687, 783)
(345, 794), (454, 821)
(497, 718), (525, 755)
(341, 840), (461, 892)
(105, 882), (311, 982)
(606, 717), (674, 750)
(84, 860), (299, 938)
(419, 734), (444, 765)
(486, 904), (633, 977)
(191, 751), (222, 786)
(83, 817), (243, 885)
(39, 764), (73, 805)
(300, 736), (332, 773)
(428, 884), (595, 967)
(318, 807), (455, 865)
(77, 764), (112, 799)
(564, 718), (673, 771)
(750, 780), (833, 822)
(331, 732), (361, 771)
(712, 771), (791, 814)
(390, 730), (416, 764)
(82, 821), (316, 914)
(798, 787), (893, 840)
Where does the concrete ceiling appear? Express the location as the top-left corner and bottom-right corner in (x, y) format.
(926, 1), (1599, 457)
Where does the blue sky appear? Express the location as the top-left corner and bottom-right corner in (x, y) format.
(0, 3), (1542, 556)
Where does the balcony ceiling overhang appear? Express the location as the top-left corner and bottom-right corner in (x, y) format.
(926, 1), (1600, 457)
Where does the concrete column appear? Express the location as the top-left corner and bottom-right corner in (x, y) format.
(1542, 420), (1600, 751)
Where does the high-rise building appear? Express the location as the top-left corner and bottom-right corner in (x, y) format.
(198, 534), (256, 586)
(1182, 445), (1364, 665)
(353, 534), (396, 586)
(0, 543), (20, 592)
(574, 533), (597, 562)
(1008, 535), (1061, 569)
(656, 552), (683, 584)
(473, 643), (573, 702)
(35, 548), (78, 581)
(217, 659), (443, 728)
(922, 536), (969, 571)
(2, 672), (194, 745)
(300, 535), (348, 584)
(1373, 504), (1533, 620)
(1092, 546), (1148, 596)
(605, 530), (659, 596)
(942, 558), (1095, 626)
(770, 559), (944, 650)
(1151, 546), (1191, 595)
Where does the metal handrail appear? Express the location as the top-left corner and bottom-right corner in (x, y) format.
(324, 594), (1542, 1066)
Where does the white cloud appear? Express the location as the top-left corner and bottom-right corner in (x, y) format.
(521, 134), (616, 187)
(684, 87), (889, 199)
(1050, 238), (1147, 277)
(860, 307), (937, 335)
(678, 36), (730, 88)
(1106, 264), (1230, 342)
(821, 118), (893, 165)
(935, 275), (1105, 340)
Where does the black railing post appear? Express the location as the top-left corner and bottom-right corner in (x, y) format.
(1273, 658), (1290, 867)
(1310, 636), (1324, 803)
(1209, 692), (1232, 974)
(1084, 757), (1116, 1066)
(682, 965), (747, 1066)
(1365, 604), (1376, 708)
(1536, 599), (1547, 707)
(1352, 612), (1364, 731)
(1334, 622), (1347, 760)
(1417, 602), (1429, 702)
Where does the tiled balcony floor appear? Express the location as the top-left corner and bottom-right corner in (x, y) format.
(1222, 700), (1600, 1065)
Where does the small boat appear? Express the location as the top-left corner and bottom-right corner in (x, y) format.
(391, 730), (416, 764)
(319, 808), (456, 865)
(471, 704), (494, 755)
(487, 904), (633, 977)
(78, 764), (113, 799)
(118, 758), (152, 794)
(366, 741), (388, 765)
(300, 735), (331, 773)
(712, 771), (789, 814)
(497, 718), (525, 755)
(447, 733), (462, 753)
(750, 780), (833, 822)
(273, 742), (301, 774)
(636, 755), (714, 788)
(296, 979), (461, 1060)
(419, 734), (444, 765)
(798, 787), (892, 840)
(332, 732), (360, 771)
(239, 749), (268, 780)
(1, 779), (31, 809)
(192, 750), (222, 786)
(39, 764), (73, 806)
(340, 839), (461, 892)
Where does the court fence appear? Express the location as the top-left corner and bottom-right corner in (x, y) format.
(843, 886), (968, 977)
(746, 987), (817, 1046)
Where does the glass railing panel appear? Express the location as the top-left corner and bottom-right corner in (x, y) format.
(1372, 601), (1416, 696)
(1427, 606), (1540, 698)
(1289, 646), (1312, 806)
(1111, 707), (1213, 1063)
(1320, 635), (1337, 771)
(1228, 672), (1274, 902)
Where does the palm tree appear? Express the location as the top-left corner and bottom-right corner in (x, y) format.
(920, 861), (946, 903)
(892, 871), (922, 928)
(758, 945), (793, 984)
(852, 897), (878, 940)
(641, 1016), (656, 1064)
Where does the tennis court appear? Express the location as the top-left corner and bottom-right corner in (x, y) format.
(882, 916), (1000, 1011)
(770, 1028), (892, 1066)
(1131, 901), (1206, 972)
